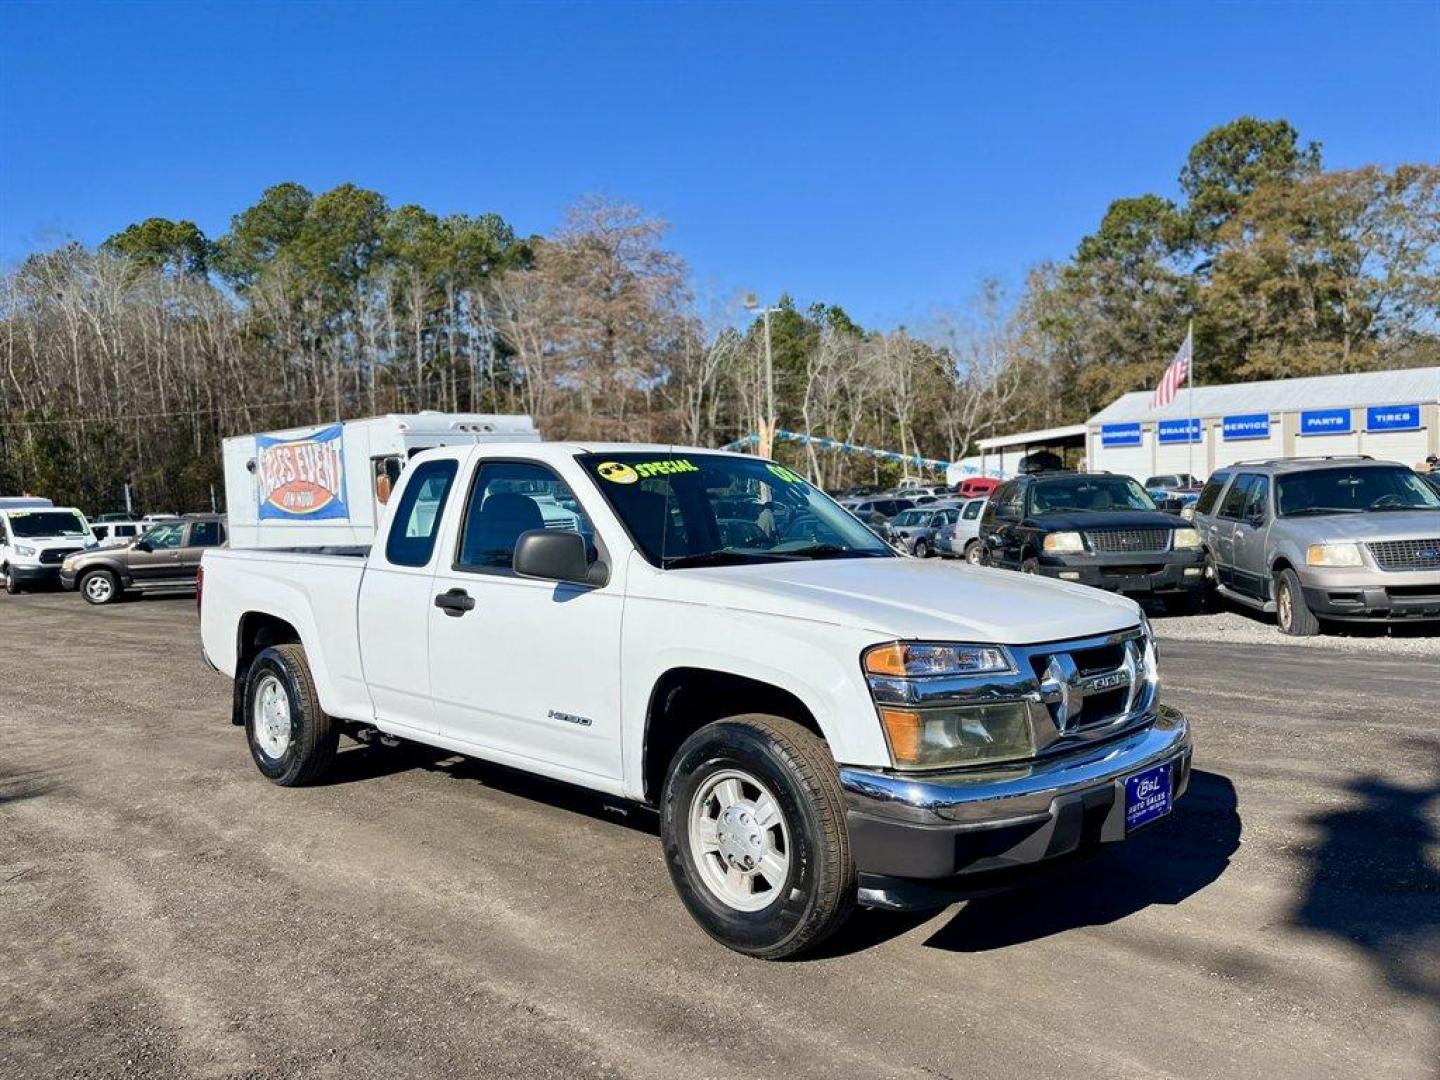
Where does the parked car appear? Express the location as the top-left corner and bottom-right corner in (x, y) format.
(1144, 473), (1198, 493)
(0, 505), (97, 593)
(953, 476), (1001, 499)
(1191, 456), (1440, 635)
(90, 520), (145, 547)
(845, 496), (916, 520)
(94, 512), (140, 523)
(60, 513), (227, 604)
(199, 443), (1192, 959)
(936, 497), (989, 561)
(887, 503), (963, 557)
(978, 471), (1206, 611)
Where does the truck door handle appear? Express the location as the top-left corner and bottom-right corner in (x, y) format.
(434, 588), (476, 616)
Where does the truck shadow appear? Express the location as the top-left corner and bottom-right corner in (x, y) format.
(0, 764), (56, 807)
(1290, 750), (1439, 1014)
(912, 769), (1241, 954)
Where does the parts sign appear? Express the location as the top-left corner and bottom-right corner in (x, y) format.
(256, 424), (349, 520)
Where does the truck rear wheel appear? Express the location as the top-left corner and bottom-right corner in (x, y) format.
(660, 714), (856, 959)
(244, 644), (339, 786)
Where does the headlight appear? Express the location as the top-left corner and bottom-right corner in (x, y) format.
(14, 545), (36, 558)
(1306, 542), (1364, 567)
(1172, 527), (1201, 550)
(878, 702), (1035, 769)
(62, 556), (78, 570)
(863, 641), (1012, 678)
(1043, 531), (1085, 554)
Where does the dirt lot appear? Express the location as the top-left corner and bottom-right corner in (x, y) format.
(1, 591), (1436, 1080)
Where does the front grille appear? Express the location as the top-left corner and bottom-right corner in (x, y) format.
(1085, 529), (1170, 554)
(1366, 539), (1440, 571)
(40, 547), (82, 565)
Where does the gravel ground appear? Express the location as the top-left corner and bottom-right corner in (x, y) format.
(1, 591), (1437, 1080)
(1151, 602), (1440, 655)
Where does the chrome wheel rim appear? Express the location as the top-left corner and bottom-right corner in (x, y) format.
(252, 674), (292, 759)
(83, 574), (113, 603)
(688, 769), (790, 912)
(1278, 580), (1293, 629)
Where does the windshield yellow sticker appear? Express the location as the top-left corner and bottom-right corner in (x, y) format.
(765, 463), (804, 484)
(596, 461), (639, 484)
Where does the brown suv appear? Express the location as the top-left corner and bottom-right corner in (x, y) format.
(59, 514), (227, 605)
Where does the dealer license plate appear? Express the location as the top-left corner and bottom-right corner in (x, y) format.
(1124, 761), (1173, 833)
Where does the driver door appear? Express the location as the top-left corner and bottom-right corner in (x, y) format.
(130, 522), (186, 582)
(427, 459), (624, 783)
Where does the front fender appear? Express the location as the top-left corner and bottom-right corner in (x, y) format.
(620, 597), (891, 801)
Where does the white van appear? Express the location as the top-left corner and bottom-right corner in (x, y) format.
(222, 412), (540, 549)
(0, 504), (97, 593)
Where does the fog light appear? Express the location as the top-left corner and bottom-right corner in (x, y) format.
(878, 703), (1035, 770)
(1059, 571), (1081, 580)
(1184, 566), (1203, 576)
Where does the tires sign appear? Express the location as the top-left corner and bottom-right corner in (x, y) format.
(1365, 404), (1420, 432)
(256, 424), (349, 520)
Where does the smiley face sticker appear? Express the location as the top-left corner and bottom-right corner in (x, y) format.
(597, 461), (639, 484)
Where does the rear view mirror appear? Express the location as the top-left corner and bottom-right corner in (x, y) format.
(514, 529), (607, 587)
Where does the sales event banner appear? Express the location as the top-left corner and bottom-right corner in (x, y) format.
(1365, 404), (1421, 432)
(1156, 418), (1203, 445)
(1101, 422), (1142, 448)
(256, 424), (350, 520)
(1299, 408), (1353, 437)
(1222, 413), (1271, 441)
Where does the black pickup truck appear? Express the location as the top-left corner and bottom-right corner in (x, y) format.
(978, 471), (1206, 612)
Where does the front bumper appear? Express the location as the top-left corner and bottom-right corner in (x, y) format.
(1300, 565), (1440, 622)
(58, 567), (81, 590)
(840, 706), (1192, 906)
(1037, 550), (1205, 595)
(7, 563), (61, 586)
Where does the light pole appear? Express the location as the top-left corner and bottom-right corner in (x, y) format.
(744, 294), (780, 459)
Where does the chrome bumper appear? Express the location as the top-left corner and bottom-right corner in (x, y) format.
(839, 706), (1192, 893)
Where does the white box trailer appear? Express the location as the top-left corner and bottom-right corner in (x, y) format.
(223, 412), (540, 549)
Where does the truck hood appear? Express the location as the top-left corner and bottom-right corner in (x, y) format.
(1287, 510), (1440, 542)
(632, 556), (1142, 644)
(1029, 510), (1185, 531)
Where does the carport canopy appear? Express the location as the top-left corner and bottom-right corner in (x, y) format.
(978, 423), (1087, 474)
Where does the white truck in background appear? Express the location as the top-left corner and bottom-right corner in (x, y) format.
(199, 439), (1193, 958)
(222, 412), (540, 549)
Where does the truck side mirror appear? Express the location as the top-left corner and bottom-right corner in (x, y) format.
(134, 539), (152, 553)
(513, 529), (607, 587)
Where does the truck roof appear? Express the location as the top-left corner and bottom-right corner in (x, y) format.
(414, 441), (757, 462)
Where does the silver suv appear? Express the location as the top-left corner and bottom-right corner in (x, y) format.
(1192, 456), (1440, 635)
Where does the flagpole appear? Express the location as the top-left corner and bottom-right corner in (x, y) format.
(1186, 320), (1196, 481)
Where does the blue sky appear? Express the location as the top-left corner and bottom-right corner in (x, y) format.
(2, 1), (1436, 327)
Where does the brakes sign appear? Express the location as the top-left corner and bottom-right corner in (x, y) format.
(256, 424), (349, 520)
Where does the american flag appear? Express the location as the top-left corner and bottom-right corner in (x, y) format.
(1150, 326), (1193, 409)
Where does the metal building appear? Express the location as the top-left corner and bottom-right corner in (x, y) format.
(1085, 366), (1440, 480)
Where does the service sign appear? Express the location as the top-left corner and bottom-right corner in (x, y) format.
(1222, 413), (1271, 441)
(1299, 408), (1353, 436)
(1365, 404), (1421, 432)
(255, 423), (349, 520)
(1101, 423), (1142, 448)
(1156, 418), (1202, 445)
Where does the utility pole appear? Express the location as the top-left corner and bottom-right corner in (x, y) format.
(745, 294), (780, 459)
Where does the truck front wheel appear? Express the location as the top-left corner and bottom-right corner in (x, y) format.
(660, 714), (856, 959)
(244, 644), (339, 786)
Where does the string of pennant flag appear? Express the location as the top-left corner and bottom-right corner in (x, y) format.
(718, 429), (992, 477)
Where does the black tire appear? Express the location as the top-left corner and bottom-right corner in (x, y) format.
(1020, 556), (1041, 575)
(1274, 567), (1320, 636)
(79, 568), (121, 605)
(912, 538), (931, 559)
(4, 566), (20, 595)
(963, 540), (984, 565)
(243, 643), (339, 786)
(661, 714), (856, 960)
(1169, 588), (1206, 616)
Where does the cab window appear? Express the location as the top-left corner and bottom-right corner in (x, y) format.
(1242, 477), (1270, 522)
(1218, 475), (1257, 520)
(143, 523), (185, 550)
(188, 520), (225, 547)
(456, 461), (593, 574)
(385, 459), (459, 567)
(962, 500), (983, 520)
(1194, 473), (1230, 516)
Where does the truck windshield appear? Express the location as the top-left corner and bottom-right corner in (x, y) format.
(1276, 467), (1440, 516)
(8, 510), (90, 538)
(1029, 476), (1156, 514)
(576, 453), (892, 567)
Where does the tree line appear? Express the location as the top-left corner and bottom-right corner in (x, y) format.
(1, 116), (1435, 511)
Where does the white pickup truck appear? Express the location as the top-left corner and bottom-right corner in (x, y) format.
(199, 443), (1193, 958)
